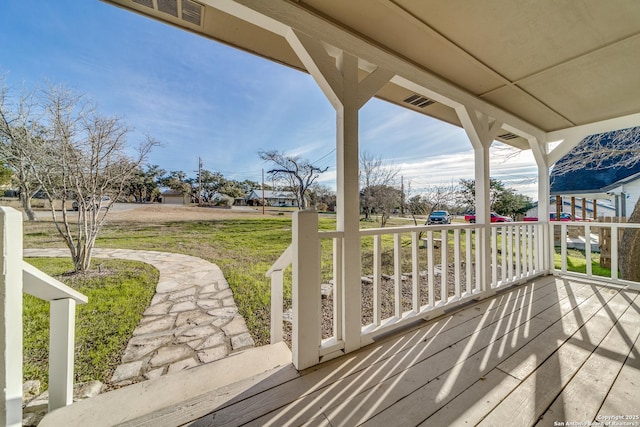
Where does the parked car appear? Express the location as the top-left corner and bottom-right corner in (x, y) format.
(72, 196), (112, 211)
(427, 210), (452, 225)
(464, 212), (513, 223)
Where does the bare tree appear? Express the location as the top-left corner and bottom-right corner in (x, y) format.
(405, 181), (457, 226)
(553, 127), (640, 281)
(258, 150), (328, 210)
(0, 79), (47, 220)
(34, 84), (158, 272)
(360, 151), (399, 221)
(307, 183), (335, 211)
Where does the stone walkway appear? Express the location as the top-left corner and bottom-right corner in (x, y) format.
(24, 248), (254, 387)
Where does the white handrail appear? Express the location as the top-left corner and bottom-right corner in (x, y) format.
(23, 261), (88, 410)
(1, 206), (88, 424)
(23, 262), (88, 304)
(266, 244), (292, 344)
(265, 244), (292, 277)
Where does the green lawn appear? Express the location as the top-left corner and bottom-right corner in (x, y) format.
(23, 258), (158, 389)
(553, 247), (612, 277)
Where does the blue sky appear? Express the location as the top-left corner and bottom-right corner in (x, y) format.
(0, 0), (538, 197)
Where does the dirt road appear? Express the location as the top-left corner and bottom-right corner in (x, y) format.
(105, 203), (286, 222)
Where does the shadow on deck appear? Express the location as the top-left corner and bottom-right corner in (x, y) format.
(41, 276), (640, 426)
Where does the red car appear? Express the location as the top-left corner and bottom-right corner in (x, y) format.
(464, 212), (513, 223)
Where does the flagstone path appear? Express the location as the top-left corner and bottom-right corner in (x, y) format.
(24, 248), (254, 387)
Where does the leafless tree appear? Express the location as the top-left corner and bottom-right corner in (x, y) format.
(552, 128), (640, 174)
(553, 127), (640, 281)
(258, 150), (328, 210)
(405, 181), (458, 226)
(362, 184), (402, 227)
(360, 151), (399, 221)
(0, 79), (47, 220)
(34, 84), (158, 272)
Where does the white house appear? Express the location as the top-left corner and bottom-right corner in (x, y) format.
(245, 189), (299, 207)
(601, 171), (640, 218)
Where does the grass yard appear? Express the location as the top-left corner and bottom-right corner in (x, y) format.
(23, 258), (158, 389)
(553, 247), (611, 277)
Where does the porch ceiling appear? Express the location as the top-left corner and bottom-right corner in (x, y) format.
(102, 0), (640, 148)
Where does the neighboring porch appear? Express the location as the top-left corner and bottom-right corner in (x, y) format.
(40, 275), (640, 426)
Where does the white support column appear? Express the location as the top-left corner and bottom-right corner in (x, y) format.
(291, 211), (321, 370)
(0, 207), (23, 427)
(456, 107), (502, 292)
(528, 136), (552, 272)
(475, 144), (491, 292)
(48, 298), (77, 411)
(336, 52), (364, 353)
(286, 30), (393, 356)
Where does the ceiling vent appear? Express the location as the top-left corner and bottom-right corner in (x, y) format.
(403, 94), (435, 108)
(131, 0), (203, 27)
(181, 0), (203, 26)
(498, 132), (519, 140)
(132, 0), (153, 8)
(158, 0), (178, 17)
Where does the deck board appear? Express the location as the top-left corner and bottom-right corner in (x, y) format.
(193, 277), (557, 426)
(595, 292), (640, 424)
(360, 280), (618, 427)
(238, 278), (570, 426)
(478, 290), (636, 426)
(188, 277), (640, 427)
(536, 291), (640, 426)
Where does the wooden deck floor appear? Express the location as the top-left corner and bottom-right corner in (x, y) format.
(187, 276), (640, 427)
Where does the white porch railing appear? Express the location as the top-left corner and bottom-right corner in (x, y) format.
(551, 220), (640, 291)
(267, 212), (547, 370)
(265, 244), (292, 345)
(490, 222), (548, 288)
(1, 207), (87, 427)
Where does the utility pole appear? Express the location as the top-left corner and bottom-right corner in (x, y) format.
(400, 175), (405, 215)
(262, 168), (265, 215)
(198, 157), (203, 205)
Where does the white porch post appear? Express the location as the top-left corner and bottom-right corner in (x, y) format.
(285, 30), (393, 355)
(528, 137), (552, 272)
(335, 52), (363, 353)
(291, 211), (321, 369)
(48, 298), (77, 410)
(456, 107), (502, 292)
(0, 207), (23, 427)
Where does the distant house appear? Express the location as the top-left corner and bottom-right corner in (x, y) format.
(245, 190), (299, 207)
(161, 189), (187, 205)
(550, 127), (640, 218)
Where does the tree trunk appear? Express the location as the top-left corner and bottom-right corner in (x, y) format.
(619, 198), (640, 281)
(72, 242), (92, 273)
(20, 191), (37, 221)
(298, 189), (306, 210)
